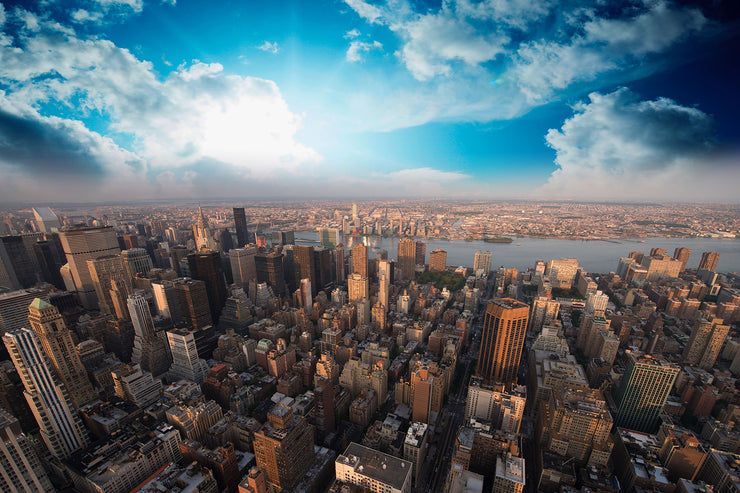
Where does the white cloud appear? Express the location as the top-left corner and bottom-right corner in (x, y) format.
(0, 5), (6, 27)
(257, 41), (280, 54)
(346, 40), (383, 62)
(537, 88), (739, 201)
(455, 0), (551, 29)
(92, 0), (144, 13)
(71, 9), (104, 24)
(344, 28), (361, 39)
(344, 0), (383, 24)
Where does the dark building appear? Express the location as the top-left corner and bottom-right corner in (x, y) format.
(33, 239), (65, 289)
(233, 208), (249, 247)
(699, 251), (720, 272)
(0, 235), (38, 288)
(673, 247), (692, 273)
(174, 278), (213, 330)
(314, 247), (334, 294)
(415, 240), (426, 266)
(255, 251), (286, 297)
(188, 251), (228, 324)
(293, 246), (316, 296)
(218, 229), (234, 253)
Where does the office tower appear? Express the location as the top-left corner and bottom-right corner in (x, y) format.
(58, 226), (121, 309)
(0, 287), (50, 338)
(233, 207), (249, 247)
(188, 250), (228, 323)
(397, 238), (416, 281)
(128, 292), (172, 377)
(674, 247), (692, 273)
(174, 278), (212, 329)
(415, 240), (425, 266)
(429, 248), (447, 272)
(3, 328), (89, 459)
(585, 290), (609, 317)
(0, 236), (39, 289)
(152, 280), (182, 323)
(682, 318), (730, 370)
(313, 247), (334, 292)
(28, 299), (98, 408)
(476, 298), (529, 388)
(293, 245), (316, 295)
(642, 255), (683, 281)
(335, 442), (412, 493)
(300, 278), (312, 311)
(0, 407), (54, 492)
(253, 404), (315, 491)
(168, 328), (209, 383)
(121, 247), (153, 277)
(351, 243), (368, 278)
(493, 455), (525, 493)
(352, 203), (359, 221)
(32, 206), (61, 233)
(546, 258), (579, 287)
(347, 273), (369, 303)
(378, 273), (389, 313)
(614, 351), (679, 433)
(254, 251), (286, 297)
(111, 363), (163, 407)
(407, 366), (444, 423)
(33, 238), (65, 289)
(474, 250), (492, 275)
(229, 246), (258, 290)
(166, 401), (223, 442)
(529, 297), (560, 334)
(318, 228), (339, 248)
(0, 240), (20, 290)
(87, 254), (132, 316)
(335, 244), (346, 283)
(194, 204), (217, 251)
(465, 377), (526, 433)
(699, 251), (721, 272)
(403, 422), (428, 484)
(650, 247), (668, 257)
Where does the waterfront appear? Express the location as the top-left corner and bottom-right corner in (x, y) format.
(296, 232), (740, 274)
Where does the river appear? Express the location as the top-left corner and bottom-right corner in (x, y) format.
(293, 233), (740, 274)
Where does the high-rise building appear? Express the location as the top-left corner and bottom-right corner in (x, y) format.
(3, 328), (89, 459)
(168, 328), (209, 383)
(673, 247), (692, 273)
(0, 236), (39, 289)
(188, 250), (228, 323)
(397, 238), (416, 281)
(174, 278), (212, 330)
(28, 298), (98, 409)
(528, 297), (560, 334)
(293, 246), (316, 296)
(0, 407), (54, 492)
(253, 404), (315, 491)
(194, 204), (217, 251)
(476, 298), (529, 388)
(429, 248), (447, 272)
(121, 247), (153, 277)
(699, 251), (721, 272)
(229, 246), (258, 290)
(0, 287), (50, 337)
(415, 241), (426, 266)
(152, 280), (182, 324)
(111, 363), (163, 407)
(128, 292), (172, 377)
(254, 251), (286, 297)
(335, 442), (412, 493)
(318, 228), (339, 249)
(313, 247), (334, 292)
(58, 226), (121, 309)
(682, 318), (730, 370)
(88, 254), (132, 317)
(614, 351), (679, 433)
(334, 243), (346, 283)
(347, 273), (369, 303)
(546, 258), (579, 288)
(465, 377), (526, 433)
(233, 207), (249, 247)
(492, 454), (525, 493)
(351, 243), (368, 278)
(166, 401), (223, 443)
(32, 206), (61, 233)
(474, 250), (492, 275)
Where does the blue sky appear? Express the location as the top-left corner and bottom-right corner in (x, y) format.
(0, 0), (738, 202)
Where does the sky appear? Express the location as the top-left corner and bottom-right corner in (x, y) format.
(0, 0), (738, 203)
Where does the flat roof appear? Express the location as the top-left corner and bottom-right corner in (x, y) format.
(337, 442), (411, 491)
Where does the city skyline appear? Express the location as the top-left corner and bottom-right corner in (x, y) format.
(0, 0), (738, 203)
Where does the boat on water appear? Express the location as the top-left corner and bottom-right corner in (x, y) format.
(516, 243), (521, 246)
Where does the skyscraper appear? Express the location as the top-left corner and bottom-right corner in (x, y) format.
(318, 228), (339, 248)
(682, 318), (730, 370)
(429, 248), (447, 272)
(293, 245), (316, 295)
(32, 206), (61, 233)
(28, 298), (98, 409)
(121, 247), (153, 277)
(188, 250), (228, 323)
(347, 273), (369, 302)
(167, 328), (209, 383)
(476, 298), (529, 388)
(229, 246), (258, 290)
(194, 204), (216, 251)
(474, 250), (492, 275)
(128, 292), (172, 377)
(699, 251), (721, 272)
(352, 243), (368, 278)
(88, 254), (132, 317)
(254, 251), (286, 297)
(3, 327), (89, 459)
(673, 247), (692, 273)
(57, 226), (121, 309)
(174, 278), (212, 330)
(415, 240), (426, 266)
(334, 243), (346, 283)
(397, 238), (416, 281)
(614, 351), (679, 433)
(0, 407), (54, 492)
(253, 404), (315, 491)
(233, 207), (249, 247)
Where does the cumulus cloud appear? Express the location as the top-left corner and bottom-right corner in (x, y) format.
(257, 41), (279, 54)
(0, 7), (320, 200)
(346, 40), (383, 62)
(344, 28), (361, 39)
(538, 88), (739, 201)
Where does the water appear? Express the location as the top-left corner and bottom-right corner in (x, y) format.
(295, 233), (740, 274)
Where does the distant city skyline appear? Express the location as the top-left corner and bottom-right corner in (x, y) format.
(0, 0), (738, 202)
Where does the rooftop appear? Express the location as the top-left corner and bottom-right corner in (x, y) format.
(337, 442), (412, 491)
